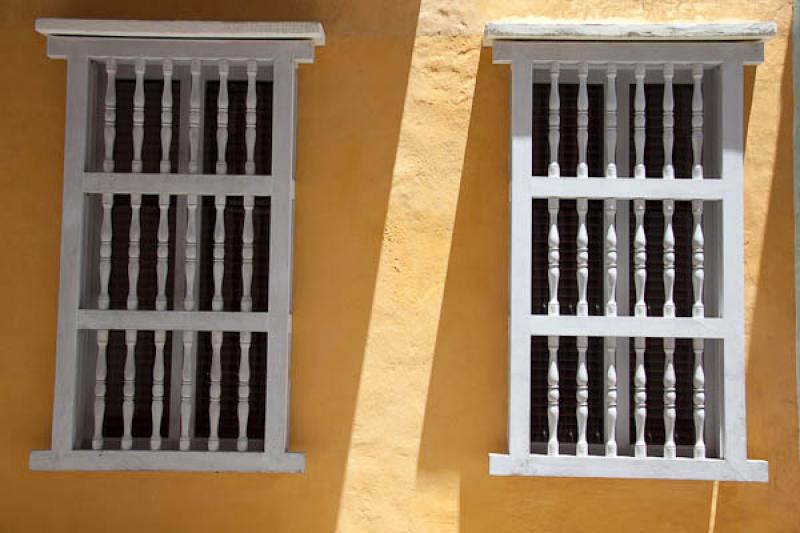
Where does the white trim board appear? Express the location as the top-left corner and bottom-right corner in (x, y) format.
(483, 22), (776, 46)
(35, 19), (326, 46)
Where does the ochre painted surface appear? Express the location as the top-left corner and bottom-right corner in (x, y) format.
(0, 0), (797, 531)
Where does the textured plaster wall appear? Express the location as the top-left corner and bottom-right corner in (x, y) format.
(0, 0), (797, 531)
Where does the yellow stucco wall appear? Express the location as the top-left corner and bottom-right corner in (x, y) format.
(0, 0), (797, 531)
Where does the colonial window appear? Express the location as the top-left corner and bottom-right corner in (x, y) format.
(486, 22), (774, 480)
(30, 19), (324, 472)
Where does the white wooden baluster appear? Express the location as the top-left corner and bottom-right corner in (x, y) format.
(577, 200), (589, 317)
(693, 337), (706, 458)
(102, 57), (117, 174)
(663, 63), (675, 180)
(128, 58), (145, 311)
(180, 330), (194, 451)
(576, 336), (589, 456)
(576, 62), (589, 318)
(185, 60), (201, 312)
(663, 337), (677, 458)
(634, 200), (647, 317)
(151, 330), (165, 450)
(548, 201), (560, 316)
(605, 337), (617, 456)
(122, 329), (136, 450)
(547, 62), (561, 316)
(213, 60), (229, 312)
(180, 59), (201, 452)
(150, 60), (172, 451)
(692, 64), (704, 180)
(605, 62), (618, 314)
(238, 332), (251, 451)
(577, 62), (589, 178)
(605, 202), (617, 316)
(663, 201), (676, 318)
(242, 60), (257, 312)
(692, 200), (706, 458)
(236, 60), (258, 452)
(634, 336), (647, 458)
(209, 330), (223, 451)
(92, 330), (108, 450)
(93, 59), (116, 450)
(604, 63), (619, 457)
(605, 63), (617, 179)
(633, 63), (646, 179)
(547, 335), (559, 455)
(155, 59), (172, 311)
(548, 62), (560, 178)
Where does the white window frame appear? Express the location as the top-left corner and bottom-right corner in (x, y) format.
(486, 22), (774, 481)
(30, 19), (324, 472)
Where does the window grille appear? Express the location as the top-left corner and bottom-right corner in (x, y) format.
(486, 22), (774, 480)
(30, 19), (324, 472)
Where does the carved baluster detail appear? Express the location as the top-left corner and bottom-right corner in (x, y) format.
(127, 59), (145, 311)
(213, 60), (229, 312)
(634, 337), (647, 457)
(245, 60), (258, 175)
(92, 330), (108, 450)
(663, 200), (676, 317)
(122, 329), (136, 450)
(156, 58), (172, 313)
(663, 337), (677, 458)
(548, 199), (560, 315)
(692, 64), (704, 179)
(663, 63), (675, 179)
(150, 330), (166, 450)
(634, 63), (646, 179)
(605, 201), (617, 316)
(180, 331), (194, 451)
(605, 337), (617, 456)
(577, 62), (589, 178)
(159, 59), (173, 173)
(132, 58), (145, 173)
(577, 199), (589, 316)
(547, 336), (559, 455)
(188, 59), (201, 175)
(634, 200), (647, 317)
(185, 60), (201, 313)
(216, 59), (230, 175)
(127, 193), (141, 310)
(184, 196), (198, 311)
(548, 62), (560, 178)
(576, 336), (589, 456)
(209, 330), (223, 451)
(693, 338), (706, 458)
(605, 63), (617, 178)
(238, 332), (252, 451)
(692, 201), (705, 317)
(103, 57), (117, 173)
(242, 60), (257, 312)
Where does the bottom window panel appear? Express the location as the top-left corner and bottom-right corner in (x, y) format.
(530, 335), (721, 460)
(75, 329), (268, 453)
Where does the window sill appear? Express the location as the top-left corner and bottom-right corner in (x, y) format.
(489, 453), (768, 482)
(29, 450), (305, 473)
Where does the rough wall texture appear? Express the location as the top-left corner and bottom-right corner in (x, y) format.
(0, 0), (797, 531)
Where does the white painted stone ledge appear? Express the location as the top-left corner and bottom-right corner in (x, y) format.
(35, 19), (325, 46)
(489, 453), (769, 481)
(484, 22), (777, 46)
